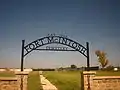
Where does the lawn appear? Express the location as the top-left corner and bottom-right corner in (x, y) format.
(43, 70), (120, 90)
(43, 71), (81, 90)
(27, 71), (43, 90)
(96, 71), (120, 76)
(0, 71), (15, 77)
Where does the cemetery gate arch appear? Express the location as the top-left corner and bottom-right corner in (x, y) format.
(20, 34), (90, 71)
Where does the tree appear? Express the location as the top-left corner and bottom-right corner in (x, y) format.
(71, 64), (77, 69)
(95, 50), (109, 69)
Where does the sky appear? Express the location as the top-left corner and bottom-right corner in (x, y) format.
(0, 0), (120, 68)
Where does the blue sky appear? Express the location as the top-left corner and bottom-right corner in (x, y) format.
(0, 0), (120, 68)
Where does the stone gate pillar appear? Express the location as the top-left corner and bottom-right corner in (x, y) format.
(83, 71), (96, 90)
(15, 71), (29, 90)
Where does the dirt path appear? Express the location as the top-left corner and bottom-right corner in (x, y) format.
(39, 71), (58, 90)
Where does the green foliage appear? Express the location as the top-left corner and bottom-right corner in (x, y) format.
(95, 50), (109, 69)
(43, 71), (81, 90)
(32, 68), (55, 71)
(27, 71), (43, 90)
(70, 64), (77, 69)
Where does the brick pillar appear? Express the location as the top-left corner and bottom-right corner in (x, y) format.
(15, 71), (29, 90)
(83, 71), (96, 90)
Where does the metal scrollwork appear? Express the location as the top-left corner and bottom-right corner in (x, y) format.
(23, 35), (87, 57)
(21, 34), (90, 72)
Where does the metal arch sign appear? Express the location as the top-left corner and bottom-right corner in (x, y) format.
(21, 34), (90, 71)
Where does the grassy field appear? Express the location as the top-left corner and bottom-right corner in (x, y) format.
(43, 71), (81, 90)
(0, 71), (15, 77)
(96, 71), (120, 76)
(27, 71), (43, 90)
(43, 70), (120, 90)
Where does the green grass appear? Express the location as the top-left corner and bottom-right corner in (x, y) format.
(96, 71), (120, 76)
(27, 71), (43, 90)
(43, 71), (81, 90)
(0, 71), (15, 77)
(43, 70), (120, 90)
